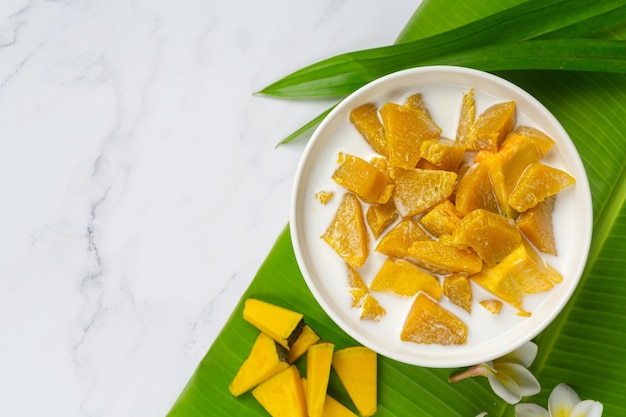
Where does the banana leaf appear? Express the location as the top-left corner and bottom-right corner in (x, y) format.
(167, 0), (626, 415)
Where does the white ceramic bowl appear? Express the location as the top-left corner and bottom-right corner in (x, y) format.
(290, 66), (592, 368)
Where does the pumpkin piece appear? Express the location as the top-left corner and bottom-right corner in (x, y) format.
(252, 365), (307, 417)
(301, 379), (359, 417)
(513, 125), (556, 157)
(419, 199), (462, 238)
(479, 299), (503, 315)
(315, 190), (334, 205)
(360, 293), (386, 321)
(306, 342), (335, 417)
(390, 167), (458, 217)
(405, 92), (432, 118)
(484, 133), (542, 218)
(369, 155), (388, 172)
(513, 239), (563, 292)
(443, 273), (473, 313)
(508, 163), (576, 212)
(469, 101), (516, 152)
(455, 161), (499, 216)
(380, 102), (442, 169)
(375, 219), (432, 260)
(415, 158), (441, 170)
(407, 239), (483, 275)
(229, 332), (290, 396)
(332, 347), (378, 417)
(419, 138), (466, 171)
(349, 103), (387, 156)
(370, 258), (442, 300)
(332, 153), (394, 204)
(471, 262), (527, 314)
(243, 299), (304, 349)
(456, 88), (476, 145)
(289, 325), (320, 363)
(346, 264), (369, 308)
(401, 292), (468, 345)
(517, 196), (557, 255)
(366, 198), (398, 239)
(452, 208), (521, 265)
(321, 193), (369, 269)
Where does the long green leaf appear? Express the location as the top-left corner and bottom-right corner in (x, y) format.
(169, 1), (626, 416)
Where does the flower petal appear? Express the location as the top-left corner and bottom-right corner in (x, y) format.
(498, 342), (538, 367)
(549, 383), (582, 417)
(487, 369), (522, 404)
(494, 363), (541, 397)
(514, 403), (550, 417)
(570, 400), (603, 417)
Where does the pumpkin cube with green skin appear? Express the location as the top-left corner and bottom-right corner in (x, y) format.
(288, 325), (320, 364)
(243, 298), (304, 349)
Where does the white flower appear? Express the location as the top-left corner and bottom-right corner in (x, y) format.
(450, 342), (540, 404)
(515, 383), (603, 417)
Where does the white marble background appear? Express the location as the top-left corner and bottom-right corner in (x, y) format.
(0, 1), (421, 415)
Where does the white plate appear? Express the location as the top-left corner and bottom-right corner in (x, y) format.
(290, 66), (592, 368)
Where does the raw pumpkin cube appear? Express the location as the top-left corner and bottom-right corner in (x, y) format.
(243, 299), (304, 349)
(471, 262), (527, 314)
(315, 190), (334, 205)
(517, 196), (557, 255)
(479, 299), (503, 315)
(360, 293), (386, 321)
(306, 342), (335, 417)
(252, 365), (307, 417)
(349, 103), (387, 156)
(419, 199), (462, 238)
(301, 379), (358, 417)
(419, 138), (466, 171)
(452, 208), (521, 265)
(289, 325), (320, 364)
(375, 219), (432, 260)
(513, 125), (556, 157)
(469, 101), (516, 152)
(455, 161), (499, 216)
(401, 292), (468, 345)
(380, 102), (442, 169)
(390, 167), (458, 217)
(332, 347), (377, 417)
(229, 332), (290, 396)
(456, 88), (476, 146)
(370, 258), (442, 299)
(366, 198), (398, 239)
(443, 273), (473, 313)
(508, 163), (576, 212)
(346, 264), (369, 308)
(405, 92), (432, 118)
(321, 193), (369, 269)
(407, 239), (482, 275)
(332, 153), (393, 204)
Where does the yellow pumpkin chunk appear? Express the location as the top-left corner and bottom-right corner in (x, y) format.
(306, 342), (335, 417)
(479, 299), (503, 315)
(243, 299), (304, 349)
(289, 325), (320, 364)
(370, 258), (442, 299)
(301, 379), (358, 417)
(407, 239), (482, 275)
(252, 365), (307, 417)
(452, 208), (521, 265)
(346, 264), (369, 308)
(391, 167), (458, 217)
(471, 263), (527, 314)
(366, 198), (398, 239)
(360, 293), (386, 321)
(380, 102), (442, 169)
(513, 125), (556, 157)
(332, 153), (393, 204)
(401, 293), (468, 345)
(405, 92), (432, 118)
(517, 196), (557, 255)
(349, 103), (387, 156)
(419, 138), (466, 171)
(456, 88), (476, 146)
(332, 347), (378, 417)
(229, 332), (290, 396)
(455, 161), (499, 216)
(443, 273), (473, 313)
(470, 101), (516, 152)
(508, 163), (576, 212)
(321, 193), (369, 269)
(419, 199), (462, 238)
(375, 219), (432, 260)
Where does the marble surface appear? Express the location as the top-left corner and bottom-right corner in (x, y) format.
(0, 1), (421, 415)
